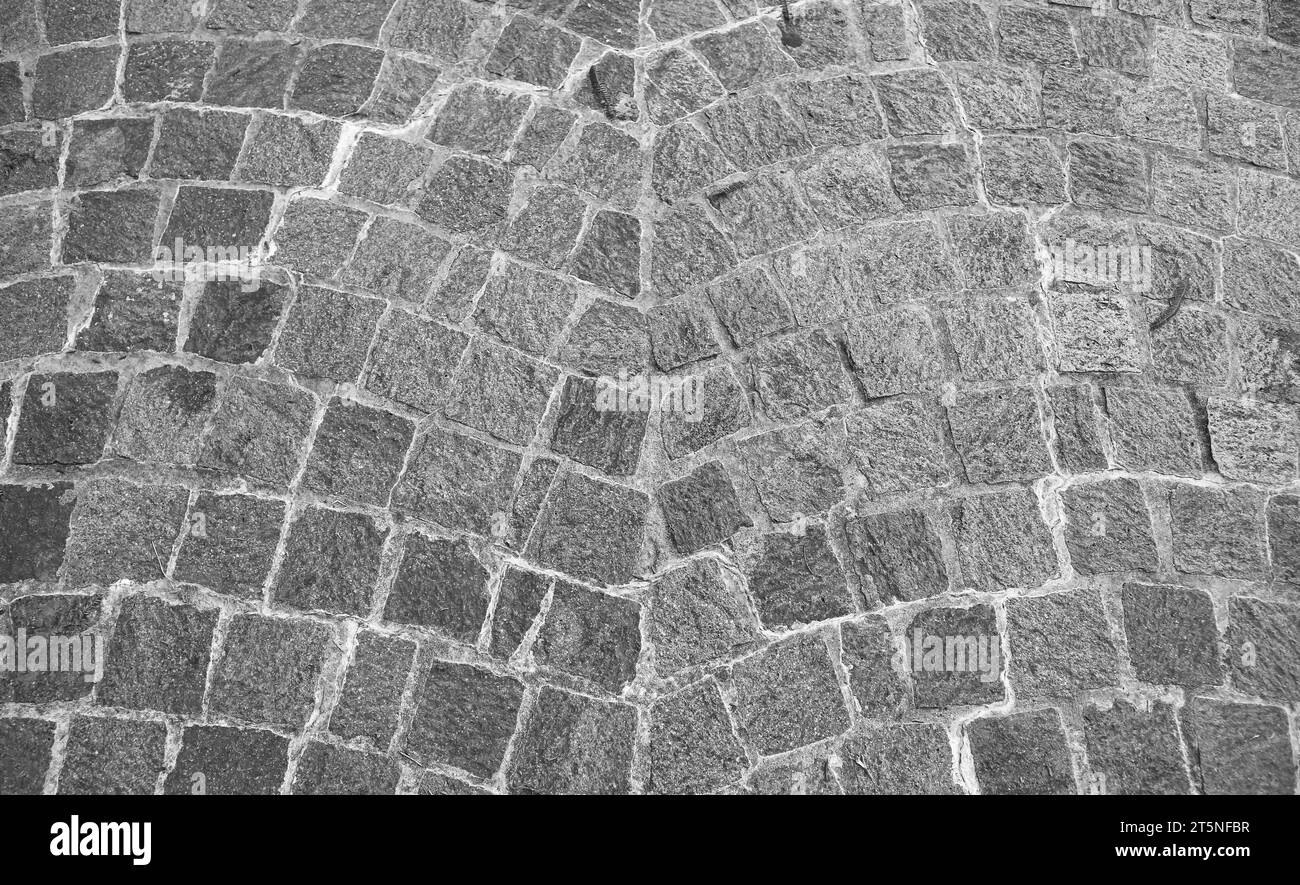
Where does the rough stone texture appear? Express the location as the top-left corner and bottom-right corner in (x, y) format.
(330, 633), (415, 748)
(1006, 589), (1121, 699)
(208, 615), (330, 732)
(273, 508), (388, 617)
(3, 0), (1296, 796)
(731, 633), (851, 755)
(173, 492), (285, 597)
(839, 724), (958, 795)
(98, 595), (217, 715)
(1185, 698), (1295, 794)
(1082, 700), (1191, 795)
(535, 581), (641, 693)
(505, 687), (635, 794)
(1061, 479), (1158, 575)
(1122, 582), (1222, 687)
(385, 534), (488, 641)
(968, 709), (1076, 795)
(744, 526), (852, 629)
(165, 726), (289, 795)
(58, 717), (167, 796)
(645, 680), (746, 794)
(405, 659), (523, 778)
(647, 559), (761, 676)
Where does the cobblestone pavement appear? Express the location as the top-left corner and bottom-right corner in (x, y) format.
(1, 0), (1299, 796)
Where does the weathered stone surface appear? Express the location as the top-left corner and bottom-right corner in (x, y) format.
(501, 184), (586, 271)
(58, 716), (167, 796)
(917, 0), (993, 61)
(569, 210), (641, 299)
(1185, 697), (1295, 795)
(385, 534), (488, 641)
(1062, 479), (1157, 575)
(109, 366), (217, 466)
(271, 200), (367, 282)
(77, 273), (181, 354)
(731, 632), (851, 755)
(275, 506), (387, 618)
(658, 461), (751, 554)
(98, 596), (217, 716)
(292, 743), (399, 795)
(488, 568), (550, 659)
(843, 508), (947, 606)
(1269, 494), (1300, 588)
(0, 719), (55, 794)
(738, 421), (847, 517)
(1078, 14), (1150, 75)
(331, 632), (415, 748)
(1232, 39), (1300, 109)
(0, 484), (75, 584)
(969, 709), (1075, 795)
(839, 723), (958, 794)
(1227, 596), (1300, 701)
(62, 188), (161, 266)
(845, 309), (944, 398)
(405, 660), (523, 778)
(550, 375), (648, 476)
(874, 68), (959, 136)
(13, 372), (118, 467)
(486, 15), (581, 87)
(5, 593), (102, 702)
(199, 376), (315, 490)
(1006, 589), (1121, 698)
(1207, 397), (1298, 484)
(65, 119), (153, 189)
(905, 604), (1003, 708)
(364, 311), (467, 414)
(274, 285), (382, 383)
(204, 39), (297, 107)
(1122, 582), (1221, 687)
(431, 83), (530, 159)
(648, 559), (761, 676)
(947, 387), (1051, 484)
(1083, 700), (1191, 795)
(950, 489), (1058, 591)
(980, 136), (1065, 206)
(152, 109), (250, 180)
(505, 687), (635, 794)
(646, 679), (746, 795)
(32, 46), (119, 120)
(535, 581), (640, 693)
(345, 218), (450, 301)
(417, 156), (513, 235)
(751, 330), (850, 420)
(847, 398), (952, 496)
(647, 296), (720, 371)
(339, 133), (431, 207)
(1169, 484), (1269, 580)
(173, 492), (285, 597)
(209, 614), (330, 732)
(691, 20), (796, 92)
(1050, 293), (1143, 374)
(749, 749), (841, 795)
(392, 425), (521, 536)
(745, 525), (852, 629)
(445, 337), (558, 445)
(526, 471), (647, 585)
(1104, 388), (1201, 477)
(165, 726), (288, 795)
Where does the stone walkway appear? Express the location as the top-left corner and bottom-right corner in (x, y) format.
(0, 0), (1298, 794)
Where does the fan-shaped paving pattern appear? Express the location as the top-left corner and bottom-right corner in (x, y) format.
(0, 0), (1298, 795)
